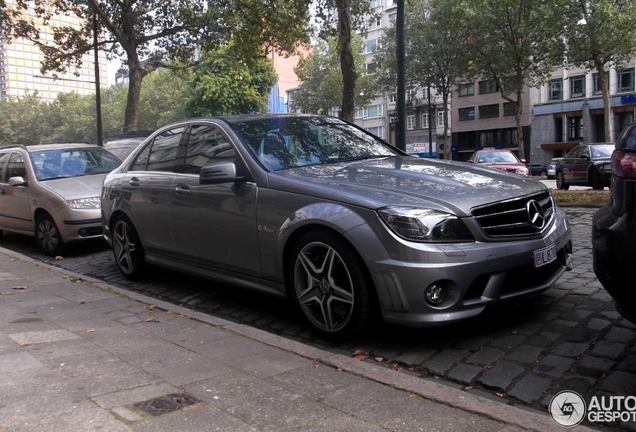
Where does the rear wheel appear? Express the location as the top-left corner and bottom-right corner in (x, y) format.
(289, 232), (375, 339)
(591, 169), (604, 190)
(35, 214), (66, 256)
(540, 170), (547, 177)
(556, 171), (570, 190)
(112, 215), (146, 280)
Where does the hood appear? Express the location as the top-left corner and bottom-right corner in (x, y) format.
(38, 174), (106, 200)
(268, 157), (547, 216)
(478, 162), (526, 174)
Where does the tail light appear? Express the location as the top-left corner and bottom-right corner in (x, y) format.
(612, 150), (636, 179)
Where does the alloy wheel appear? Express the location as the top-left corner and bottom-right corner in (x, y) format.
(113, 219), (139, 275)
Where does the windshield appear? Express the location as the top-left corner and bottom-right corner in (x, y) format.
(229, 116), (402, 171)
(29, 147), (122, 181)
(590, 145), (614, 158)
(476, 151), (520, 163)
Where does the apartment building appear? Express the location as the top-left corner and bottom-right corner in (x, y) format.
(530, 62), (636, 164)
(0, 0), (107, 102)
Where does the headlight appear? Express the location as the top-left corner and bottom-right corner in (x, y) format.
(600, 164), (612, 173)
(67, 197), (101, 209)
(516, 167), (529, 175)
(378, 207), (474, 242)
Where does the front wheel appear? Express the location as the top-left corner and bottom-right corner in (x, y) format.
(35, 214), (66, 256)
(289, 232), (375, 339)
(540, 170), (548, 177)
(591, 169), (604, 190)
(556, 171), (570, 190)
(112, 215), (146, 280)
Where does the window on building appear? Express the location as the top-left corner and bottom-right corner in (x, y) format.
(389, 92), (397, 103)
(503, 102), (517, 117)
(568, 116), (583, 140)
(570, 75), (586, 98)
(355, 109), (364, 119)
(479, 130), (500, 147)
(368, 16), (382, 30)
(458, 131), (477, 148)
(366, 104), (383, 118)
(458, 83), (474, 97)
(459, 107), (475, 121)
(367, 126), (384, 139)
(593, 72), (609, 95)
(437, 109), (445, 127)
(370, 0), (382, 7)
(478, 80), (498, 94)
(364, 39), (378, 54)
(548, 79), (562, 101)
(407, 115), (416, 130)
(502, 128), (518, 146)
(618, 68), (635, 93)
(364, 62), (377, 73)
(479, 103), (499, 119)
(421, 113), (429, 128)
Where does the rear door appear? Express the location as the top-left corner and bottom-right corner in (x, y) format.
(170, 123), (261, 276)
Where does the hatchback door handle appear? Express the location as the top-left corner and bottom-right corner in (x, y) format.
(129, 177), (140, 187)
(175, 184), (191, 196)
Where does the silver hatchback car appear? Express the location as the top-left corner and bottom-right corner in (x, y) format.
(0, 144), (122, 255)
(101, 114), (573, 338)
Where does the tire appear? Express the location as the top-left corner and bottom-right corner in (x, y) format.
(591, 169), (604, 190)
(540, 170), (548, 177)
(556, 171), (570, 190)
(112, 215), (146, 280)
(35, 214), (66, 256)
(289, 232), (375, 339)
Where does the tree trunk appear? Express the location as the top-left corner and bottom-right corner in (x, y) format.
(337, 0), (356, 122)
(124, 54), (143, 131)
(442, 92), (451, 160)
(515, 87), (525, 161)
(595, 59), (612, 143)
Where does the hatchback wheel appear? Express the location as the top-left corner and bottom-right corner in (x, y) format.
(556, 171), (570, 190)
(35, 214), (66, 256)
(289, 232), (375, 338)
(112, 215), (145, 280)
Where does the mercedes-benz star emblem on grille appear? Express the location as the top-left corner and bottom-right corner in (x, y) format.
(526, 200), (546, 229)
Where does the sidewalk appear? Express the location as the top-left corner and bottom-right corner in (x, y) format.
(0, 247), (586, 432)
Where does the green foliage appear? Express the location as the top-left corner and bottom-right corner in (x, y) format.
(185, 45), (278, 117)
(0, 92), (55, 145)
(291, 35), (379, 114)
(138, 69), (190, 129)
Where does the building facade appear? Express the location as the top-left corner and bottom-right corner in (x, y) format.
(1, 1), (107, 103)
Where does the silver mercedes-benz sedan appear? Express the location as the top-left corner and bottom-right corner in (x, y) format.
(101, 114), (573, 338)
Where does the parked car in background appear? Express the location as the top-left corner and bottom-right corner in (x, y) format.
(102, 114), (572, 338)
(526, 163), (548, 177)
(466, 149), (530, 176)
(547, 157), (562, 180)
(0, 144), (122, 255)
(555, 144), (613, 190)
(592, 124), (636, 323)
(103, 130), (153, 160)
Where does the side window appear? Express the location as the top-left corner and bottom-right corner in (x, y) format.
(182, 124), (235, 175)
(131, 127), (185, 172)
(0, 152), (9, 181)
(7, 152), (26, 180)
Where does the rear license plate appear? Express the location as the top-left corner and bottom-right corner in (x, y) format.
(534, 244), (557, 268)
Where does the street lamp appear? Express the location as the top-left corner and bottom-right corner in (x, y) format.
(396, 0), (406, 152)
(92, 12), (103, 146)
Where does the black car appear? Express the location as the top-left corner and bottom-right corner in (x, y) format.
(592, 124), (636, 323)
(555, 144), (613, 190)
(103, 130), (153, 160)
(526, 163), (548, 177)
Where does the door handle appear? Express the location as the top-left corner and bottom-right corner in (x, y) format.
(175, 184), (191, 196)
(129, 177), (140, 187)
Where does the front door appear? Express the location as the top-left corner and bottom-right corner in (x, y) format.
(0, 152), (33, 233)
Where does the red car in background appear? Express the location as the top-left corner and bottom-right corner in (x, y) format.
(467, 149), (530, 177)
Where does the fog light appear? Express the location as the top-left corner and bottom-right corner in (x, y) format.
(78, 228), (87, 236)
(425, 284), (446, 305)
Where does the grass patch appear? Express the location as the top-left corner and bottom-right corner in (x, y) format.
(551, 189), (610, 207)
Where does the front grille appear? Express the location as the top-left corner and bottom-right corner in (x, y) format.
(472, 191), (554, 238)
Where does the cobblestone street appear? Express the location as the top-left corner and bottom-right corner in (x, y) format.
(1, 207), (633, 428)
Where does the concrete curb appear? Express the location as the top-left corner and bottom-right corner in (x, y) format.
(0, 246), (596, 432)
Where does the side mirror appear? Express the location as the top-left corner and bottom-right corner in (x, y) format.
(580, 155), (590, 160)
(520, 159), (527, 164)
(466, 160), (474, 163)
(200, 160), (237, 184)
(8, 176), (26, 186)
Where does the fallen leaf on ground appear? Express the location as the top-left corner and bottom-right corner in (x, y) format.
(352, 348), (369, 361)
(86, 329), (95, 333)
(335, 367), (343, 372)
(374, 356), (383, 362)
(433, 375), (441, 380)
(55, 256), (64, 261)
(145, 318), (154, 322)
(12, 286), (27, 290)
(464, 386), (473, 391)
(391, 363), (400, 371)
(496, 392), (504, 397)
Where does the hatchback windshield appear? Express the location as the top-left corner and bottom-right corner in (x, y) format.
(29, 147), (122, 181)
(229, 116), (402, 171)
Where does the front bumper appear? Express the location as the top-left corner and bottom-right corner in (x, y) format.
(347, 207), (573, 327)
(53, 207), (103, 242)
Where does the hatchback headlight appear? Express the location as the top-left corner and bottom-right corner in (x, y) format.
(67, 197), (101, 209)
(378, 207), (474, 242)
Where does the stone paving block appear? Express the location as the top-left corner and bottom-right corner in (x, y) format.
(447, 363), (483, 385)
(618, 355), (636, 373)
(601, 371), (636, 395)
(466, 347), (505, 366)
(551, 342), (589, 358)
(477, 361), (525, 391)
(488, 334), (526, 351)
(605, 327), (636, 344)
(577, 355), (615, 377)
(533, 355), (575, 377)
(453, 336), (490, 351)
(587, 318), (612, 332)
(507, 374), (552, 404)
(392, 347), (437, 366)
(506, 345), (543, 364)
(590, 341), (626, 360)
(552, 376), (595, 396)
(421, 348), (469, 376)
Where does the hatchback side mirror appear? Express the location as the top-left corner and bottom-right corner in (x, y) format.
(8, 176), (27, 186)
